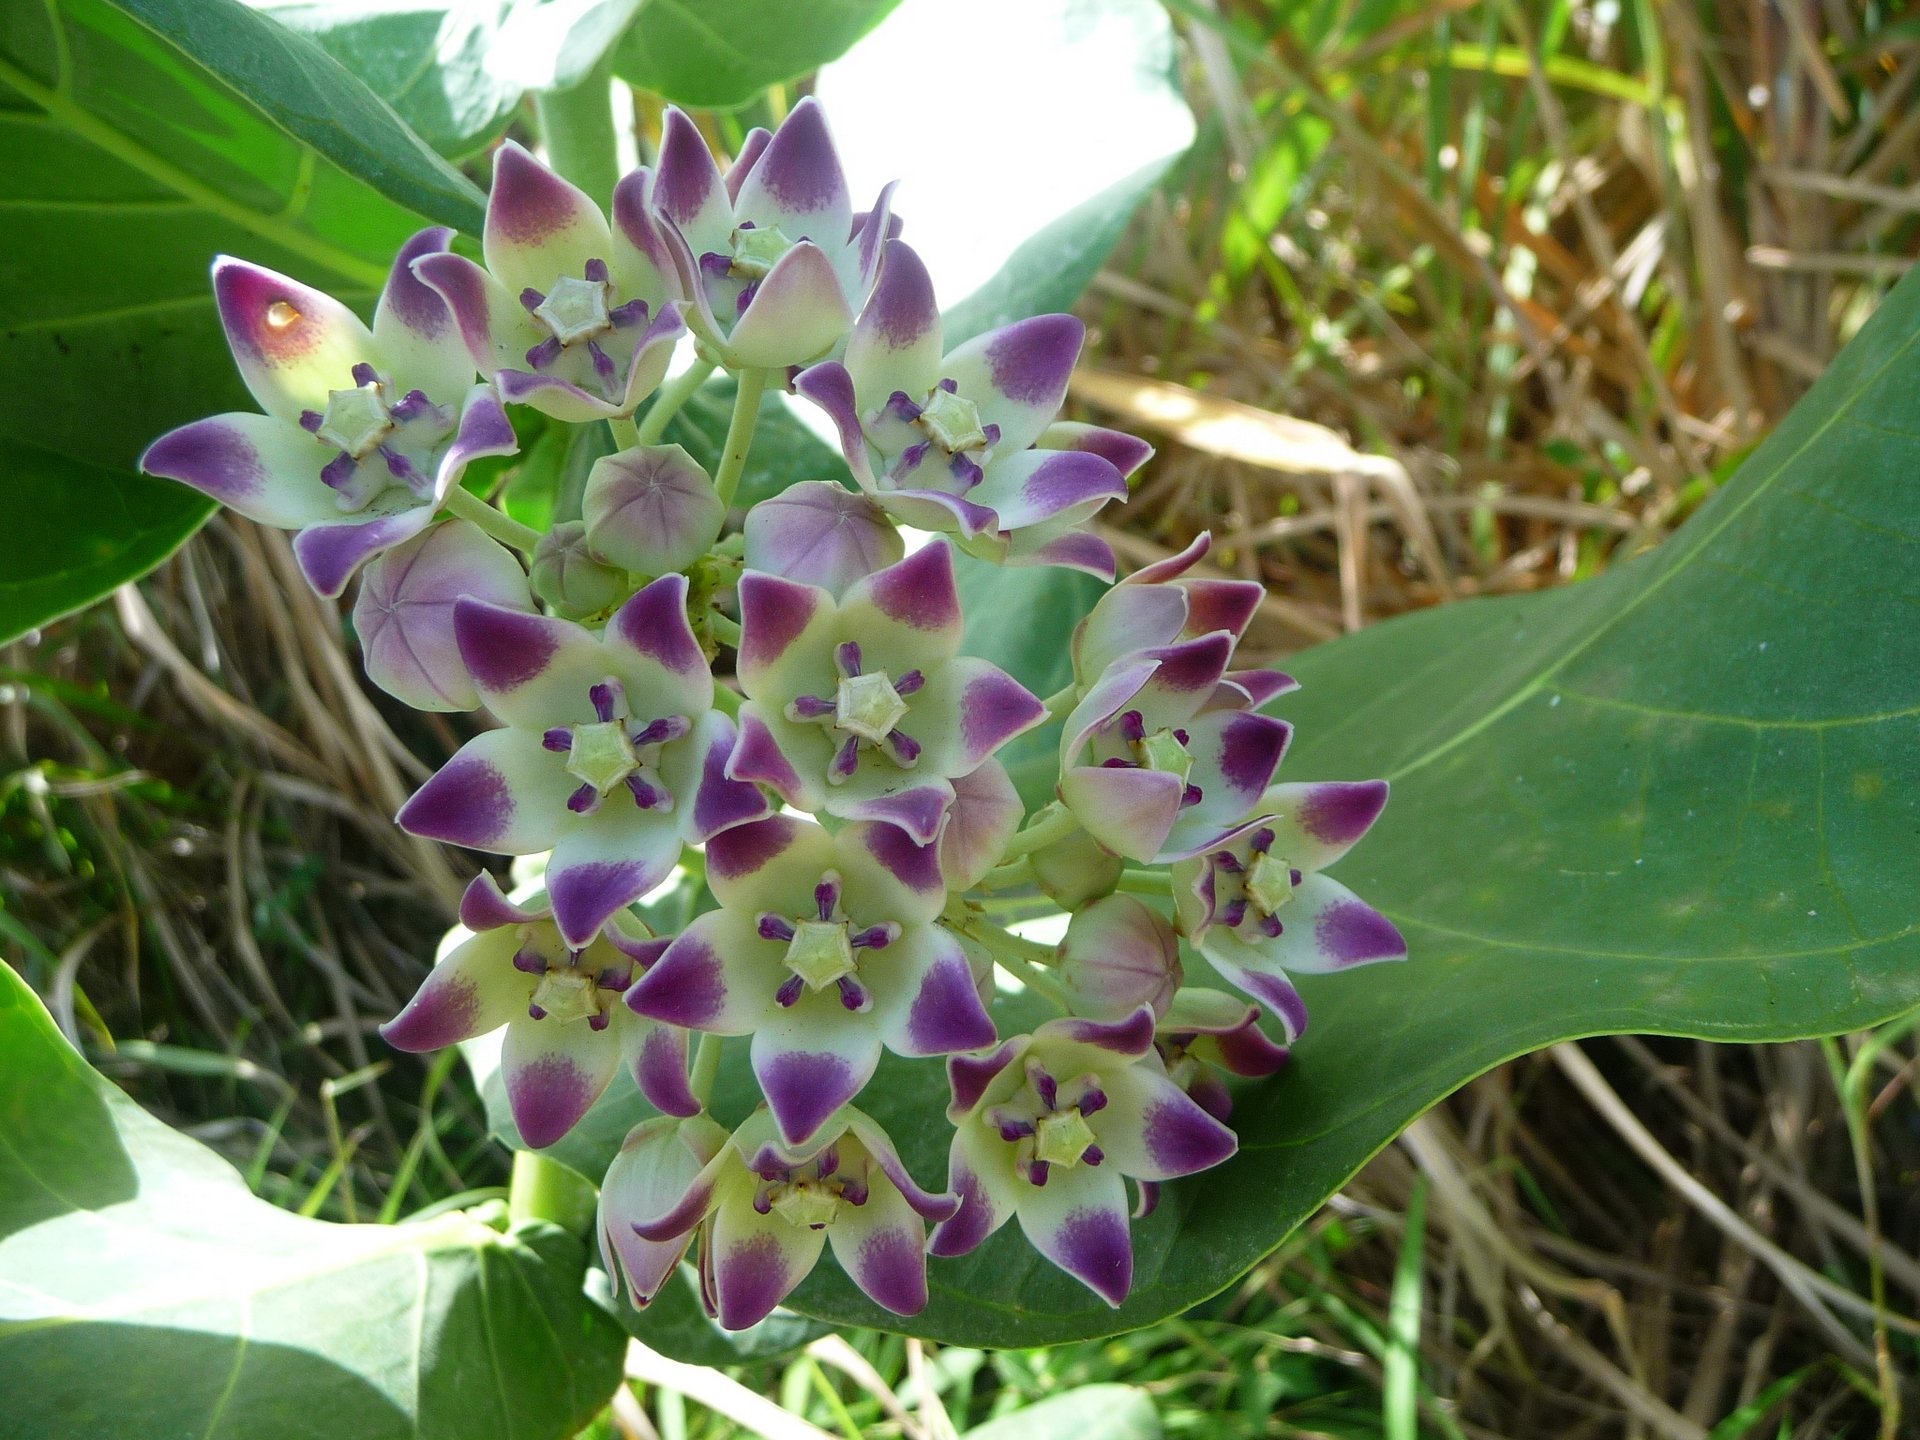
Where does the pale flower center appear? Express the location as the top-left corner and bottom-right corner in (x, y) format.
(534, 274), (613, 345)
(316, 380), (394, 459)
(784, 918), (858, 991)
(1135, 726), (1194, 784)
(1244, 851), (1296, 917)
(768, 1179), (845, 1229)
(835, 670), (909, 743)
(529, 969), (601, 1025)
(918, 386), (989, 453)
(566, 720), (638, 794)
(1034, 1109), (1100, 1168)
(730, 222), (797, 279)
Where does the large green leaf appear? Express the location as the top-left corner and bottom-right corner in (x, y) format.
(482, 243), (1920, 1348)
(0, 963), (624, 1440)
(247, 2), (524, 158)
(610, 0), (901, 109)
(0, 0), (480, 639)
(0, 440), (214, 646)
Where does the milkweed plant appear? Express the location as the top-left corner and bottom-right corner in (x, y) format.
(142, 100), (1407, 1328)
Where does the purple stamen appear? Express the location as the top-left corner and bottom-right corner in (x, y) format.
(788, 695), (835, 719)
(1028, 1063), (1058, 1111)
(894, 670), (924, 696)
(511, 946), (547, 975)
(884, 730), (921, 766)
(1084, 1145), (1105, 1166)
(1259, 915), (1284, 938)
(830, 735), (861, 781)
(814, 875), (841, 922)
(840, 1179), (869, 1206)
(1027, 1159), (1050, 1187)
(298, 409), (323, 433)
(543, 727), (572, 752)
(583, 258), (609, 284)
(519, 287), (545, 313)
(596, 966), (633, 990)
(527, 1001), (547, 1020)
(891, 440), (931, 477)
(1291, 868), (1304, 886)
(937, 377), (958, 393)
(950, 452), (983, 487)
(631, 714), (691, 747)
(626, 775), (665, 809)
(1120, 710), (1147, 744)
(753, 1188), (773, 1215)
(981, 422), (1001, 445)
(836, 975), (870, 1011)
(589, 681), (620, 723)
(586, 339), (617, 390)
(1173, 728), (1190, 745)
(758, 913), (797, 942)
(1212, 850), (1243, 873)
(351, 362), (379, 387)
(1251, 828), (1276, 853)
(848, 924), (896, 951)
(775, 974), (805, 1008)
(567, 783), (599, 813)
(735, 280), (760, 315)
(1181, 783), (1203, 808)
(1078, 1087), (1108, 1116)
(816, 1145), (840, 1177)
(525, 337), (563, 370)
(835, 641), (863, 678)
(320, 452), (359, 491)
(883, 390), (923, 422)
(1219, 899), (1249, 930)
(1101, 757), (1138, 769)
(609, 298), (648, 327)
(588, 1010), (610, 1031)
(993, 1111), (1035, 1141)
(699, 252), (732, 278)
(379, 445), (425, 486)
(390, 389), (433, 424)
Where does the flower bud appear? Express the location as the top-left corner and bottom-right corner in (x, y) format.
(583, 443), (725, 577)
(531, 520), (626, 617)
(1055, 894), (1182, 1021)
(598, 1113), (730, 1307)
(1031, 827), (1122, 910)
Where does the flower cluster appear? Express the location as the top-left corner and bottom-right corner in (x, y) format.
(143, 100), (1405, 1326)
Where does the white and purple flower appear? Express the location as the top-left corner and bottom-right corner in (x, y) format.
(1173, 781), (1404, 1041)
(727, 541), (1047, 845)
(929, 1009), (1237, 1306)
(742, 481), (904, 598)
(795, 241), (1136, 575)
(1054, 894), (1183, 1022)
(396, 575), (768, 948)
(1152, 987), (1290, 1125)
(625, 814), (996, 1148)
(599, 1112), (732, 1308)
(648, 99), (893, 369)
(581, 442), (726, 579)
(626, 1107), (956, 1328)
(412, 142), (685, 421)
(380, 873), (696, 1147)
(140, 231), (517, 597)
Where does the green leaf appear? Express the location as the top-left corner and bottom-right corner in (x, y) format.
(0, 439), (214, 645)
(616, 1264), (830, 1367)
(963, 1386), (1160, 1440)
(0, 963), (624, 1440)
(817, 0), (1194, 340)
(245, 2), (524, 158)
(610, 0), (901, 109)
(0, 0), (481, 639)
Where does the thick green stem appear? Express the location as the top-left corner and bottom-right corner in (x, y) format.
(712, 369), (770, 510)
(506, 1150), (596, 1234)
(689, 1033), (723, 1108)
(637, 359), (718, 445)
(1040, 683), (1079, 720)
(708, 613), (743, 648)
(997, 802), (1079, 865)
(975, 856), (1034, 892)
(1114, 868), (1173, 896)
(608, 414), (641, 451)
(962, 919), (1070, 1010)
(444, 484), (542, 552)
(532, 53), (620, 202)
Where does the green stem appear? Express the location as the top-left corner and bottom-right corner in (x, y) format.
(708, 613), (743, 648)
(532, 53), (620, 202)
(1114, 868), (1173, 895)
(689, 1033), (723, 1108)
(444, 485), (542, 552)
(712, 368), (771, 510)
(997, 802), (1079, 864)
(636, 359), (719, 445)
(608, 414), (641, 451)
(506, 1150), (596, 1234)
(711, 683), (742, 718)
(975, 856), (1035, 892)
(963, 919), (1070, 1010)
(1040, 683), (1079, 720)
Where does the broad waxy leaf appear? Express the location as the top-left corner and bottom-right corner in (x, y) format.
(610, 0), (902, 109)
(0, 963), (625, 1440)
(478, 243), (1920, 1349)
(0, 0), (480, 639)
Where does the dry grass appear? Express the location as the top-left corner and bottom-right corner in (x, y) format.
(4, 2), (1918, 1436)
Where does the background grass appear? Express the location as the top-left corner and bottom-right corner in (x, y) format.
(5, 2), (1919, 1436)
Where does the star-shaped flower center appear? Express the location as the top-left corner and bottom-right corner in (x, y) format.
(542, 678), (690, 815)
(835, 670), (909, 743)
(987, 1060), (1110, 1187)
(316, 379), (394, 458)
(1099, 709), (1202, 809)
(299, 362), (456, 512)
(512, 933), (632, 1031)
(534, 273), (613, 345)
(1243, 850), (1296, 917)
(783, 641), (925, 784)
(517, 259), (652, 399)
(758, 869), (901, 1012)
(1207, 827), (1301, 939)
(918, 386), (990, 454)
(728, 222), (797, 280)
(753, 1143), (871, 1230)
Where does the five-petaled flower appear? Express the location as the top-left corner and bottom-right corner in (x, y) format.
(380, 873), (695, 1147)
(930, 1009), (1237, 1306)
(141, 231), (517, 597)
(396, 574), (767, 948)
(649, 99), (893, 369)
(796, 240), (1139, 575)
(412, 142), (685, 421)
(1173, 781), (1405, 1041)
(624, 1107), (956, 1328)
(728, 540), (1047, 845)
(626, 813), (997, 1148)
